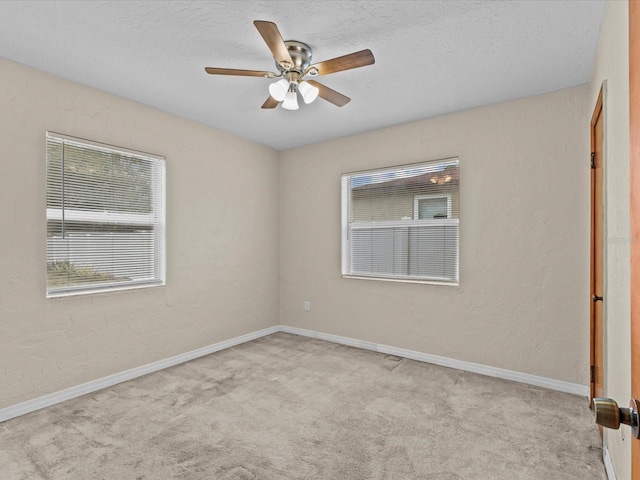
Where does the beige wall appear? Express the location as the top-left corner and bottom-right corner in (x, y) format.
(280, 85), (590, 384)
(589, 1), (632, 478)
(0, 58), (280, 409)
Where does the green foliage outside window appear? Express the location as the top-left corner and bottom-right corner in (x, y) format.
(46, 261), (130, 288)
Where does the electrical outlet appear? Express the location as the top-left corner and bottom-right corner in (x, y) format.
(304, 301), (311, 311)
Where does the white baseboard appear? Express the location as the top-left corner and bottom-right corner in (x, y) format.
(1, 323), (589, 424)
(279, 325), (590, 397)
(0, 326), (279, 423)
(603, 446), (617, 480)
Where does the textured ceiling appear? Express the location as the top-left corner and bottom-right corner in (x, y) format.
(0, 0), (606, 150)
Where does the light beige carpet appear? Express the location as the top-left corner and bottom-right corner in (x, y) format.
(0, 332), (605, 479)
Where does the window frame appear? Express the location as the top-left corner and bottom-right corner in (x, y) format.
(45, 132), (166, 298)
(341, 158), (459, 286)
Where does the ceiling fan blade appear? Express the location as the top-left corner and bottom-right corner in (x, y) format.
(254, 20), (294, 68)
(261, 96), (280, 109)
(310, 49), (375, 76)
(307, 80), (351, 107)
(205, 67), (275, 77)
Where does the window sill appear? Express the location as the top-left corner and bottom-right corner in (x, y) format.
(46, 281), (166, 299)
(341, 274), (458, 287)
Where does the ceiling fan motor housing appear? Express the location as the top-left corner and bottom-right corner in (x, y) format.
(276, 41), (313, 76)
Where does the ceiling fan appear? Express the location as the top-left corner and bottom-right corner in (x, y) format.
(204, 20), (375, 110)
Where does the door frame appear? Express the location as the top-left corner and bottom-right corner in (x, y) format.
(629, 1), (640, 475)
(590, 86), (605, 406)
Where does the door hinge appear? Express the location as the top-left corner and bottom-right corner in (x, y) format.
(591, 152), (596, 169)
(590, 365), (595, 383)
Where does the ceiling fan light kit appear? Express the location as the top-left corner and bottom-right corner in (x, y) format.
(204, 20), (375, 111)
(298, 81), (319, 104)
(268, 78), (318, 106)
(282, 88), (299, 110)
(268, 78), (289, 102)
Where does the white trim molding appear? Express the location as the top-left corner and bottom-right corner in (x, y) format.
(279, 326), (590, 397)
(0, 326), (279, 423)
(603, 446), (617, 480)
(0, 324), (589, 424)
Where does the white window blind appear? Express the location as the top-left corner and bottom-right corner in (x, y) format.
(46, 132), (166, 297)
(341, 158), (459, 284)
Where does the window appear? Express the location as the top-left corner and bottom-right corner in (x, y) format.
(46, 132), (166, 297)
(414, 194), (452, 219)
(341, 158), (459, 284)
